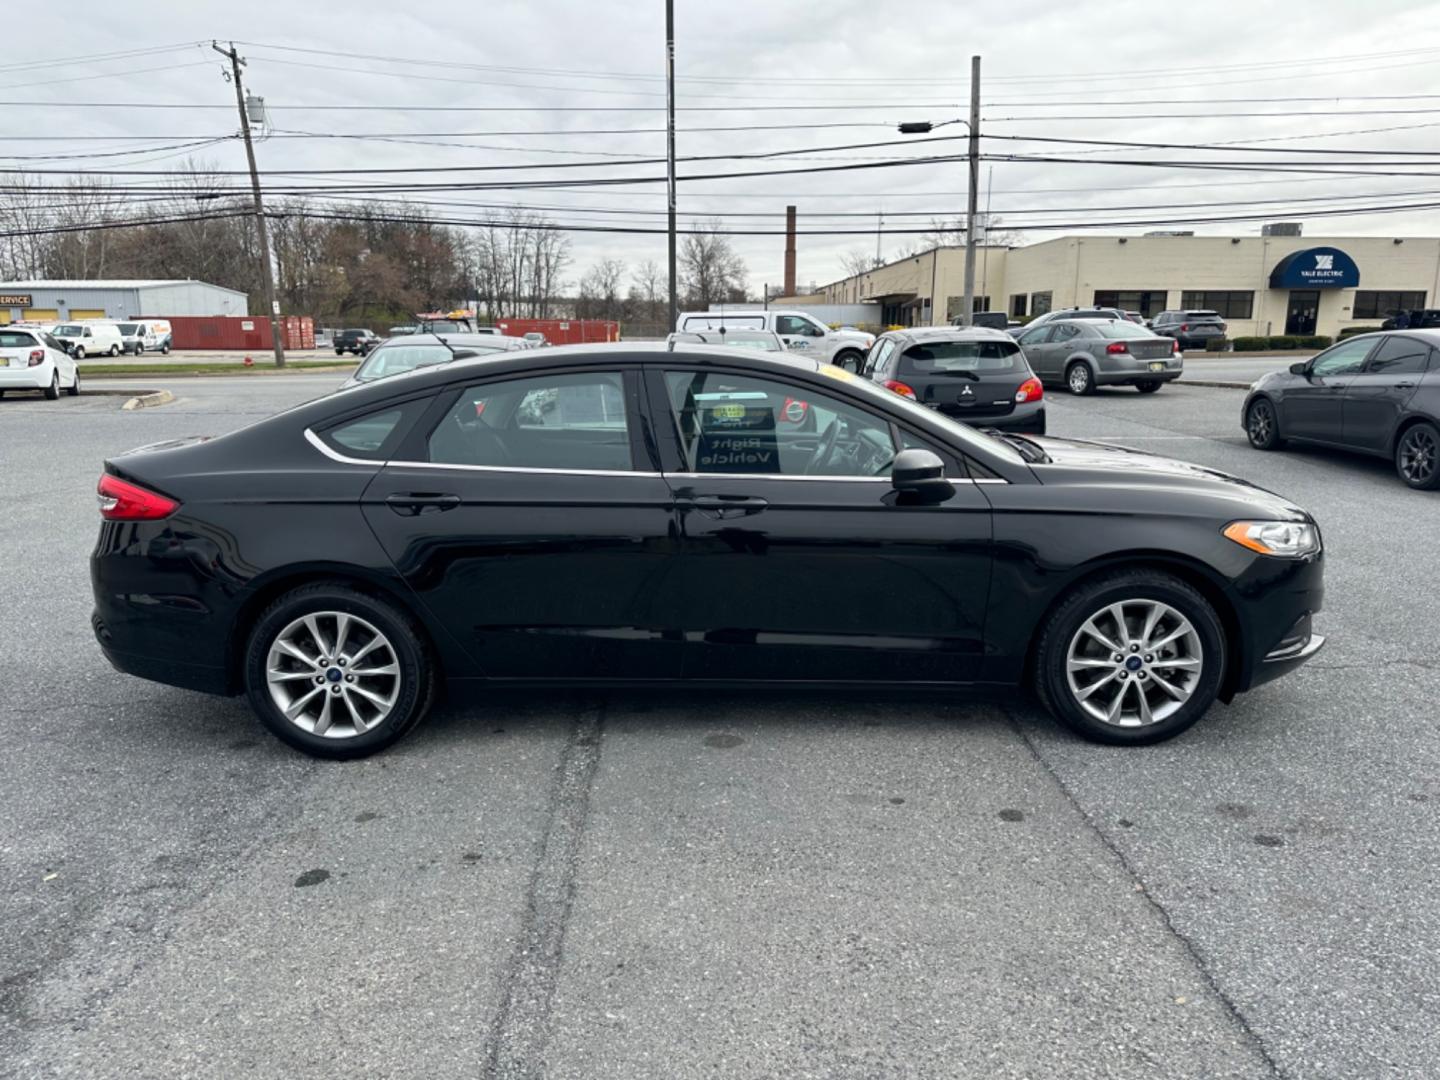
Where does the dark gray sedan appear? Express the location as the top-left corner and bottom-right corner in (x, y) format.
(1242, 330), (1440, 489)
(1015, 319), (1182, 395)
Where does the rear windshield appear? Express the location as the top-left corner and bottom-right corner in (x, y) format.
(0, 331), (39, 348)
(1092, 323), (1161, 339)
(899, 340), (1023, 374)
(356, 343), (455, 382)
(1184, 311), (1222, 320)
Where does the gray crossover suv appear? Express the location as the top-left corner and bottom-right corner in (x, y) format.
(1015, 319), (1182, 395)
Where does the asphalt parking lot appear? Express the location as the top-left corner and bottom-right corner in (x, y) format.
(2, 374), (1438, 1079)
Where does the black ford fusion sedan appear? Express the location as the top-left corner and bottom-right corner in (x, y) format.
(92, 345), (1325, 758)
(1242, 330), (1440, 490)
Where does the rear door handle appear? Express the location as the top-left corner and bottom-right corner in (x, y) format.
(386, 492), (461, 516)
(1394, 382), (1416, 389)
(681, 494), (769, 519)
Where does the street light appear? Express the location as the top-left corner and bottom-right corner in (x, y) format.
(898, 117), (974, 328)
(899, 54), (981, 327)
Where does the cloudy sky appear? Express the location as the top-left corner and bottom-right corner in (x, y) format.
(13, 0), (1440, 296)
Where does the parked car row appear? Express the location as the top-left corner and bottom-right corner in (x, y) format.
(7, 318), (173, 359)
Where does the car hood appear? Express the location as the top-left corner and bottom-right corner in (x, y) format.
(1025, 436), (1310, 520)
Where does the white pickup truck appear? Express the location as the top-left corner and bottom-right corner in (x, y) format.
(676, 309), (874, 370)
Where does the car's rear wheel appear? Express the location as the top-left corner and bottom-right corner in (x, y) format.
(67, 369), (80, 396)
(1066, 362), (1094, 396)
(43, 371), (59, 400)
(1245, 397), (1284, 450)
(135, 343), (144, 356)
(1396, 422), (1440, 490)
(1136, 380), (1161, 393)
(1035, 570), (1225, 745)
(109, 344), (120, 356)
(244, 584), (435, 759)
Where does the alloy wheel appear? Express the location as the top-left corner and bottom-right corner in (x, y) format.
(1065, 599), (1204, 728)
(1247, 400), (1274, 446)
(1068, 365), (1091, 394)
(1399, 427), (1437, 486)
(265, 611), (401, 738)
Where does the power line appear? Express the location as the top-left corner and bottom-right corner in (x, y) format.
(0, 42), (206, 75)
(0, 61), (215, 92)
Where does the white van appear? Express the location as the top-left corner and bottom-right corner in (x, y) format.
(51, 322), (125, 358)
(675, 309), (874, 370)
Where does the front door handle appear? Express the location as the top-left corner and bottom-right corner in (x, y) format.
(386, 492), (461, 516)
(1394, 381), (1416, 389)
(681, 494), (769, 519)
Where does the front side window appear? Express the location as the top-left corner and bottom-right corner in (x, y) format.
(1310, 338), (1375, 377)
(664, 370), (897, 478)
(775, 315), (811, 336)
(429, 371), (632, 471)
(1364, 336), (1431, 376)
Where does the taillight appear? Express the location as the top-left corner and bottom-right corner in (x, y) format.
(96, 474), (179, 521)
(28, 348), (44, 367)
(1179, 323), (1189, 332)
(1105, 342), (1128, 354)
(781, 396), (809, 424)
(1172, 340), (1182, 354)
(883, 379), (916, 400)
(1014, 376), (1043, 403)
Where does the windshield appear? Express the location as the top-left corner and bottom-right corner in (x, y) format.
(825, 368), (1025, 464)
(117, 323), (139, 334)
(52, 325), (80, 337)
(899, 340), (1023, 374)
(1184, 311), (1222, 320)
(1092, 323), (1160, 340)
(355, 343), (459, 382)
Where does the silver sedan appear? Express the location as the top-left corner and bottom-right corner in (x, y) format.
(1014, 319), (1182, 395)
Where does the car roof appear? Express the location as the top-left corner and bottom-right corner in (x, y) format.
(888, 326), (1015, 342)
(376, 332), (525, 349)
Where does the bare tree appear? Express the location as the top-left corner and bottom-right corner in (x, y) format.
(839, 248), (883, 278)
(679, 220), (747, 307)
(576, 257), (627, 320)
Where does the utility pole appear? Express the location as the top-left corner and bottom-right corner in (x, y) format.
(213, 41), (285, 367)
(961, 54), (981, 327)
(665, 1), (678, 332)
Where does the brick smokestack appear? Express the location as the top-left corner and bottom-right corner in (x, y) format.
(784, 205), (797, 296)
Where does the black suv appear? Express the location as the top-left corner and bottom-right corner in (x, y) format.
(1151, 310), (1227, 349)
(334, 328), (380, 356)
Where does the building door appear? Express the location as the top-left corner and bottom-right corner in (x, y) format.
(22, 308), (58, 322)
(70, 309), (106, 320)
(1285, 291), (1319, 336)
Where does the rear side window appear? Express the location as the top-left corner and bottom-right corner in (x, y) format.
(429, 371), (632, 472)
(1365, 336), (1431, 376)
(899, 340), (1023, 374)
(320, 398), (431, 460)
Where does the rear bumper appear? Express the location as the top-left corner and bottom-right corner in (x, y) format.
(970, 405), (1046, 434)
(0, 362), (53, 389)
(1096, 364), (1182, 385)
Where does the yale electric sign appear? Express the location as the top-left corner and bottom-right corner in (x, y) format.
(1268, 247), (1360, 290)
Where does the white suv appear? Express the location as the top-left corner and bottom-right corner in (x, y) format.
(675, 309), (874, 370)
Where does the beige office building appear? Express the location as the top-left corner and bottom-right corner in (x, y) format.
(810, 234), (1440, 338)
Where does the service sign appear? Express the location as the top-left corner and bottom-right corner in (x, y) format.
(0, 294), (33, 307)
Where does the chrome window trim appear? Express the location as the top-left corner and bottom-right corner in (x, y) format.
(305, 427), (381, 466)
(389, 460), (659, 479)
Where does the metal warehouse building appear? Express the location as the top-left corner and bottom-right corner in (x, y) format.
(0, 279), (248, 324)
(805, 234), (1440, 339)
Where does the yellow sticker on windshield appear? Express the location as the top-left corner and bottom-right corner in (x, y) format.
(818, 365), (853, 381)
(711, 403), (747, 419)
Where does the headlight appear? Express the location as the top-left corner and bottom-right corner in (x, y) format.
(1222, 520), (1321, 557)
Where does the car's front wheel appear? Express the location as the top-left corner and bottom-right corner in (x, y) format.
(1245, 397), (1284, 450)
(244, 583), (436, 759)
(1035, 570), (1225, 745)
(1396, 422), (1440, 490)
(1066, 362), (1094, 396)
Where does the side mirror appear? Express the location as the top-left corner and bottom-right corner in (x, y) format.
(1289, 361), (1309, 376)
(891, 448), (954, 503)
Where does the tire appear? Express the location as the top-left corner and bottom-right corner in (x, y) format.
(1136, 380), (1162, 394)
(1034, 569), (1225, 746)
(244, 583), (436, 759)
(135, 343), (144, 356)
(1395, 421), (1440, 490)
(1066, 361), (1094, 396)
(43, 371), (59, 400)
(67, 369), (80, 396)
(335, 348), (345, 356)
(1245, 397), (1284, 450)
(108, 344), (120, 356)
(833, 349), (862, 373)
(161, 343), (170, 355)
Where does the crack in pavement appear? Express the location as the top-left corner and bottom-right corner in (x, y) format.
(483, 704), (605, 1080)
(1003, 706), (1287, 1080)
